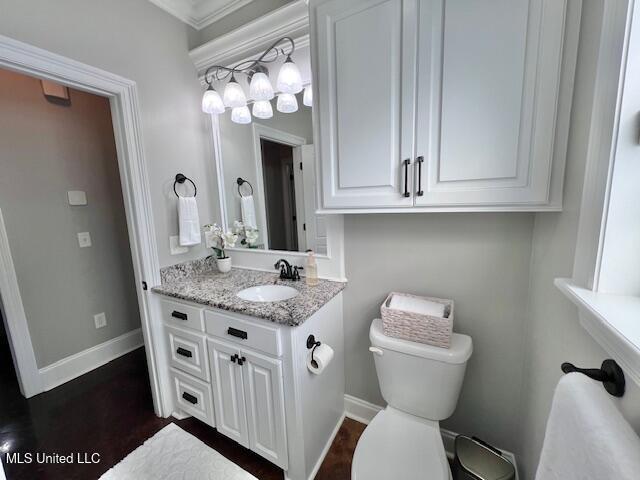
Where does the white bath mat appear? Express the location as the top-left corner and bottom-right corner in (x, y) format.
(100, 423), (258, 480)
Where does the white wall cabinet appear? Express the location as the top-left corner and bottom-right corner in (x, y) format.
(310, 0), (579, 212)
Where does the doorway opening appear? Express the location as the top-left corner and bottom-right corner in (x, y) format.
(0, 66), (145, 398)
(260, 139), (301, 252)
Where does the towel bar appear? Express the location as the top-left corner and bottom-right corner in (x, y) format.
(561, 359), (625, 397)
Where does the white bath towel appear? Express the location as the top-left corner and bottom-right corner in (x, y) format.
(178, 196), (201, 246)
(535, 372), (640, 480)
(389, 295), (445, 318)
(241, 195), (257, 229)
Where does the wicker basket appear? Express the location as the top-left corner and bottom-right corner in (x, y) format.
(380, 292), (454, 348)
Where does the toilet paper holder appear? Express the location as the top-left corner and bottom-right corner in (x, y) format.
(307, 335), (322, 365)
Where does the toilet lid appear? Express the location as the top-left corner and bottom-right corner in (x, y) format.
(352, 408), (451, 480)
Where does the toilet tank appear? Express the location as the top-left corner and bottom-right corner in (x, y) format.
(370, 319), (472, 421)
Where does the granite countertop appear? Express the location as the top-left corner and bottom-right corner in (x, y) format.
(152, 265), (346, 326)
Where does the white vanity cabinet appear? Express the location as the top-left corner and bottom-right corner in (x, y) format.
(159, 294), (345, 480)
(310, 0), (579, 212)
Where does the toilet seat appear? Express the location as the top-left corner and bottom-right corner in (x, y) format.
(352, 407), (452, 480)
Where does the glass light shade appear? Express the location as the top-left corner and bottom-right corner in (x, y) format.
(223, 77), (247, 108)
(277, 93), (298, 113)
(303, 85), (313, 107)
(276, 58), (303, 94)
(231, 106), (252, 124)
(249, 72), (274, 101)
(252, 100), (273, 119)
(201, 87), (225, 114)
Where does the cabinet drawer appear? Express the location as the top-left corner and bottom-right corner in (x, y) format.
(166, 325), (209, 381)
(170, 368), (215, 427)
(161, 299), (204, 332)
(205, 310), (281, 357)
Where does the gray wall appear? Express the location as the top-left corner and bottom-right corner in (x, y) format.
(343, 213), (534, 450)
(0, 69), (140, 367)
(0, 0), (219, 268)
(517, 2), (640, 477)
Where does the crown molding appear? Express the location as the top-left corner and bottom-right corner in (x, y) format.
(148, 0), (255, 30)
(189, 0), (309, 74)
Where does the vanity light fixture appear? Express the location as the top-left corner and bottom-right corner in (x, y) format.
(201, 37), (309, 123)
(276, 55), (303, 94)
(252, 100), (273, 119)
(202, 86), (225, 114)
(249, 68), (274, 101)
(277, 93), (298, 113)
(231, 105), (252, 124)
(303, 85), (313, 107)
(222, 75), (247, 108)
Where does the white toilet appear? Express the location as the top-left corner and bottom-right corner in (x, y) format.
(352, 319), (473, 480)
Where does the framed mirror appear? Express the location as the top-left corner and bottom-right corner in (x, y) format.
(197, 6), (345, 280)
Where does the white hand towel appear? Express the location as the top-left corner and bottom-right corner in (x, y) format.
(178, 196), (201, 246)
(535, 373), (640, 480)
(389, 295), (446, 318)
(241, 195), (257, 229)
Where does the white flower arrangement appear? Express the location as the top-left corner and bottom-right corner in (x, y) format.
(232, 220), (260, 248)
(203, 223), (238, 259)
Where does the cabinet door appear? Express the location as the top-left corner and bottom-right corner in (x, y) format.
(415, 0), (568, 206)
(208, 338), (248, 447)
(313, 0), (417, 208)
(241, 350), (288, 469)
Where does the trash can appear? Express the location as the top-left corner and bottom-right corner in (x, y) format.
(452, 435), (516, 480)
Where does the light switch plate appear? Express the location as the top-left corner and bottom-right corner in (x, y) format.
(170, 235), (189, 255)
(77, 232), (92, 248)
(94, 312), (107, 329)
(67, 190), (87, 206)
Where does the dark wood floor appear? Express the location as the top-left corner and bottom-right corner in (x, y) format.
(0, 346), (365, 480)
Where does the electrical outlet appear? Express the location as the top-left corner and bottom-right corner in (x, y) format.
(77, 232), (92, 248)
(94, 312), (107, 329)
(170, 235), (189, 255)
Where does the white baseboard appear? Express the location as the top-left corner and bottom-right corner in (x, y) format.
(39, 328), (144, 391)
(344, 394), (519, 479)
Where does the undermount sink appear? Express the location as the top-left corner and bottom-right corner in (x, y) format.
(237, 285), (299, 302)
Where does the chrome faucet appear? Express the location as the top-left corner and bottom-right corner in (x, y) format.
(274, 259), (303, 281)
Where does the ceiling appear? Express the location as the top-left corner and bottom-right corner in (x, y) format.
(147, 0), (255, 30)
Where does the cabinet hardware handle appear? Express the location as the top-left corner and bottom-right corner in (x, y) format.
(182, 392), (198, 404)
(416, 156), (424, 197)
(227, 327), (248, 339)
(403, 159), (411, 197)
(238, 356), (246, 366)
(176, 347), (192, 358)
(231, 354), (238, 363)
(171, 311), (188, 321)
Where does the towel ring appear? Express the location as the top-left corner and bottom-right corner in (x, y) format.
(174, 173), (197, 198)
(237, 177), (254, 197)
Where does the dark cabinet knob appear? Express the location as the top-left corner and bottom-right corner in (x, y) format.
(402, 159), (411, 197)
(171, 311), (188, 321)
(227, 327), (248, 339)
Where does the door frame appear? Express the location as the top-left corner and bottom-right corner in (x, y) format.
(250, 123), (307, 251)
(0, 34), (164, 413)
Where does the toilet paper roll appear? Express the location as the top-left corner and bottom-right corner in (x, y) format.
(307, 344), (334, 375)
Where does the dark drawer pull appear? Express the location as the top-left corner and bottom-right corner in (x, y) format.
(176, 347), (192, 358)
(171, 310), (188, 321)
(402, 158), (411, 197)
(416, 156), (424, 197)
(182, 392), (198, 404)
(227, 327), (248, 340)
